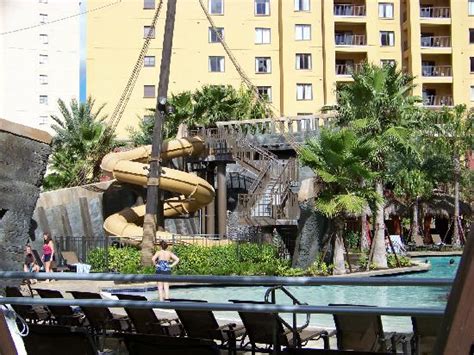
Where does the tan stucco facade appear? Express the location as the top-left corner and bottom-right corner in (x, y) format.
(86, 0), (474, 138)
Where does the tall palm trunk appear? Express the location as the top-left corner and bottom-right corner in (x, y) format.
(333, 218), (346, 275)
(141, 214), (156, 266)
(412, 197), (419, 242)
(452, 155), (461, 247)
(372, 180), (387, 268)
(361, 213), (369, 250)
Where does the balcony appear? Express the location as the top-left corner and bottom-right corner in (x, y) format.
(422, 65), (452, 77)
(335, 34), (367, 46)
(423, 95), (453, 107)
(335, 63), (363, 76)
(334, 4), (366, 17)
(420, 36), (451, 48)
(420, 7), (450, 18)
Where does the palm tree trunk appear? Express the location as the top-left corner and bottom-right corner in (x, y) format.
(453, 155), (461, 247)
(360, 214), (369, 251)
(372, 180), (387, 268)
(333, 218), (346, 275)
(141, 214), (156, 266)
(412, 197), (419, 242)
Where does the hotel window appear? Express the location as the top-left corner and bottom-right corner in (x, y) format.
(255, 28), (271, 44)
(209, 56), (225, 72)
(255, 57), (271, 73)
(144, 56), (155, 67)
(257, 86), (272, 102)
(39, 13), (48, 24)
(39, 95), (48, 105)
(144, 85), (156, 98)
(209, 0), (224, 15)
(209, 27), (224, 43)
(380, 31), (395, 46)
(40, 34), (48, 44)
(144, 0), (155, 9)
(470, 57), (474, 73)
(296, 53), (312, 70)
(294, 0), (310, 11)
(470, 29), (474, 44)
(39, 75), (48, 85)
(39, 54), (48, 64)
(378, 3), (393, 18)
(296, 84), (313, 100)
(255, 0), (270, 15)
(381, 59), (396, 67)
(470, 0), (474, 16)
(295, 24), (311, 41)
(144, 26), (155, 38)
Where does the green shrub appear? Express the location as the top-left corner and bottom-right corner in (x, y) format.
(87, 246), (142, 273)
(387, 254), (412, 268)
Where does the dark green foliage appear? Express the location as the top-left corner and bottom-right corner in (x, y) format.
(87, 246), (153, 274)
(129, 85), (271, 144)
(43, 97), (118, 189)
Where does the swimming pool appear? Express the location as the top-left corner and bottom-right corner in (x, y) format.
(143, 256), (459, 331)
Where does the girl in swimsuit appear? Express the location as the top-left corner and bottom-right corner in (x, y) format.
(41, 233), (55, 280)
(151, 240), (179, 301)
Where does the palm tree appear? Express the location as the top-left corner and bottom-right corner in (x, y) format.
(424, 105), (473, 246)
(334, 63), (419, 268)
(299, 128), (379, 274)
(44, 97), (117, 189)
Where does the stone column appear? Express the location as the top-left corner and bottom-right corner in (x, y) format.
(206, 166), (215, 236)
(217, 163), (227, 238)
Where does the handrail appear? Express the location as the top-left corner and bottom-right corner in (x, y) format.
(0, 297), (446, 317)
(265, 285), (311, 335)
(420, 6), (450, 18)
(420, 35), (451, 47)
(0, 271), (454, 286)
(333, 4), (366, 17)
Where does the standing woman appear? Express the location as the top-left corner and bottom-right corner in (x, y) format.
(41, 233), (55, 279)
(152, 240), (179, 301)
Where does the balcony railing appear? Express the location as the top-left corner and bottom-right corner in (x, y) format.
(334, 4), (366, 17)
(335, 63), (363, 75)
(421, 65), (452, 77)
(420, 6), (450, 18)
(420, 36), (451, 48)
(335, 34), (367, 46)
(423, 95), (453, 106)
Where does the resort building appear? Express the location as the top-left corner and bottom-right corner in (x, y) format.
(85, 0), (474, 138)
(0, 0), (81, 133)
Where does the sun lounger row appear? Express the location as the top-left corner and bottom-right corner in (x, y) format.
(3, 287), (443, 354)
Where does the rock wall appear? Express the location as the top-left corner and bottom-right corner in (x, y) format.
(0, 119), (52, 288)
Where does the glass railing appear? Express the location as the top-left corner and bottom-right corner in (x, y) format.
(420, 36), (451, 47)
(421, 65), (452, 77)
(335, 34), (367, 46)
(420, 7), (450, 18)
(334, 4), (366, 16)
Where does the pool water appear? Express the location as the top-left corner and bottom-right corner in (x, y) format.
(146, 256), (459, 332)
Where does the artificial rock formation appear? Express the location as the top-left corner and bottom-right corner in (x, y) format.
(0, 119), (51, 288)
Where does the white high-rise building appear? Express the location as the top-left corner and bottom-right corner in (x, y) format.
(0, 0), (81, 133)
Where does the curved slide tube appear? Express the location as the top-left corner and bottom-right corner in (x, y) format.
(101, 137), (215, 244)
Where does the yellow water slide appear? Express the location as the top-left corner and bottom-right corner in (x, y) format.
(100, 137), (215, 244)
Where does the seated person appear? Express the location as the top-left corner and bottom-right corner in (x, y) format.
(24, 245), (40, 274)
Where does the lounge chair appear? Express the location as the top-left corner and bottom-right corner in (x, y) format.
(408, 235), (426, 251)
(23, 324), (98, 355)
(411, 315), (443, 355)
(4, 286), (51, 324)
(68, 290), (131, 350)
(431, 234), (452, 251)
(230, 300), (330, 354)
(113, 294), (183, 336)
(330, 304), (407, 353)
(35, 288), (85, 326)
(123, 333), (220, 355)
(169, 298), (245, 355)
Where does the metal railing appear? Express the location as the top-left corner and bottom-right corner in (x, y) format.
(420, 35), (451, 47)
(55, 236), (113, 264)
(333, 4), (366, 17)
(335, 63), (363, 75)
(423, 95), (454, 106)
(421, 65), (452, 77)
(335, 34), (367, 46)
(420, 6), (450, 18)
